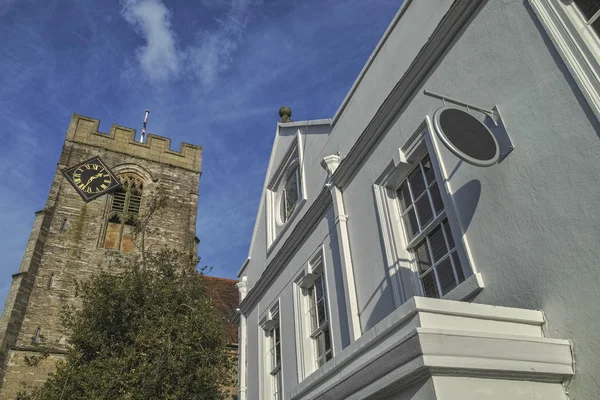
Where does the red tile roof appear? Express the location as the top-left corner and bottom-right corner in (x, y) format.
(204, 275), (239, 344)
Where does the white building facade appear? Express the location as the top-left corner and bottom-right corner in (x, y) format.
(232, 0), (600, 398)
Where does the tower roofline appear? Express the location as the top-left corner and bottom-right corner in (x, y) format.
(66, 114), (202, 173)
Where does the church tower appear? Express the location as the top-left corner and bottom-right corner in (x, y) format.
(0, 114), (202, 398)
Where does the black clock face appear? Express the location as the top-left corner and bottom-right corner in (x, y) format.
(62, 157), (120, 202)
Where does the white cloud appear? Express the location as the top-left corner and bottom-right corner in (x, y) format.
(120, 0), (180, 83)
(120, 0), (256, 87)
(185, 0), (254, 86)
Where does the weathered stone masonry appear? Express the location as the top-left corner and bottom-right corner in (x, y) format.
(0, 114), (202, 399)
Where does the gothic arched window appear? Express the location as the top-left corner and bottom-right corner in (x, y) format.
(103, 175), (143, 252)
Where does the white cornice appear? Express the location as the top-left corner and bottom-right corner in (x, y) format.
(237, 258), (250, 278)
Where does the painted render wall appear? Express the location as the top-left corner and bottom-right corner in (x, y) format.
(335, 0), (599, 399)
(244, 121), (331, 288)
(242, 0), (598, 398)
(244, 208), (349, 400)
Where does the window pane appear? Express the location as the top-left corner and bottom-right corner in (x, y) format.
(285, 169), (299, 206)
(274, 326), (280, 366)
(308, 272), (332, 369)
(415, 240), (431, 274)
(296, 164), (302, 193)
(452, 252), (465, 283)
(415, 193), (434, 228)
(397, 184), (412, 210)
(317, 299), (326, 327)
(403, 209), (419, 240)
(421, 272), (439, 298)
(286, 176), (298, 207)
(437, 257), (458, 296)
(323, 327), (331, 352)
(429, 183), (444, 215)
(324, 326), (333, 362)
(315, 276), (324, 300)
(443, 220), (455, 249)
(280, 169), (299, 223)
(280, 192), (288, 223)
(408, 168), (426, 198)
(317, 333), (325, 358)
(573, 0), (600, 20)
(422, 156), (436, 184)
(428, 226), (447, 263)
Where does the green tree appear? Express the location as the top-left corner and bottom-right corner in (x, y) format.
(18, 249), (235, 400)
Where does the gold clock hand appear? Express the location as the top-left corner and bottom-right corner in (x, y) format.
(81, 173), (104, 190)
(81, 177), (95, 190)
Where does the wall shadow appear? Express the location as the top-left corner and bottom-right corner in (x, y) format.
(451, 179), (481, 233)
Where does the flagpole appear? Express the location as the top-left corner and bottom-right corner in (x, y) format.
(140, 109), (150, 143)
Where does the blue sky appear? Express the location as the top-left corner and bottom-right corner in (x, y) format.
(0, 0), (400, 302)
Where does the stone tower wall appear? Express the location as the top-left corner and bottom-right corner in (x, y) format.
(0, 114), (202, 399)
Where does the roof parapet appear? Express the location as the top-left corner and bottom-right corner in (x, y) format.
(66, 114), (202, 173)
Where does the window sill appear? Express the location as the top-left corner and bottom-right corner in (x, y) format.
(529, 0), (600, 122)
(442, 272), (484, 301)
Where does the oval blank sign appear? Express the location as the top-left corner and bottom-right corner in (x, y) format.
(433, 106), (499, 167)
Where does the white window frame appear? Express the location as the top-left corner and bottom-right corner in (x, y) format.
(266, 131), (307, 251)
(373, 121), (483, 307)
(394, 154), (467, 298)
(529, 0), (600, 121)
(260, 303), (283, 400)
(293, 248), (334, 380)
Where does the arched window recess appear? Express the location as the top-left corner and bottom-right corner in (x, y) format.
(103, 174), (144, 252)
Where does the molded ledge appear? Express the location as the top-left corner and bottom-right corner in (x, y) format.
(287, 298), (573, 400)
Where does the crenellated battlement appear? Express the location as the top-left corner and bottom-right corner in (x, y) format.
(66, 114), (202, 173)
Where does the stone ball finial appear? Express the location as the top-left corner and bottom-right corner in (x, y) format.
(279, 106), (292, 123)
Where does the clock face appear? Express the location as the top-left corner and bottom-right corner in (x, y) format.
(62, 157), (120, 202)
